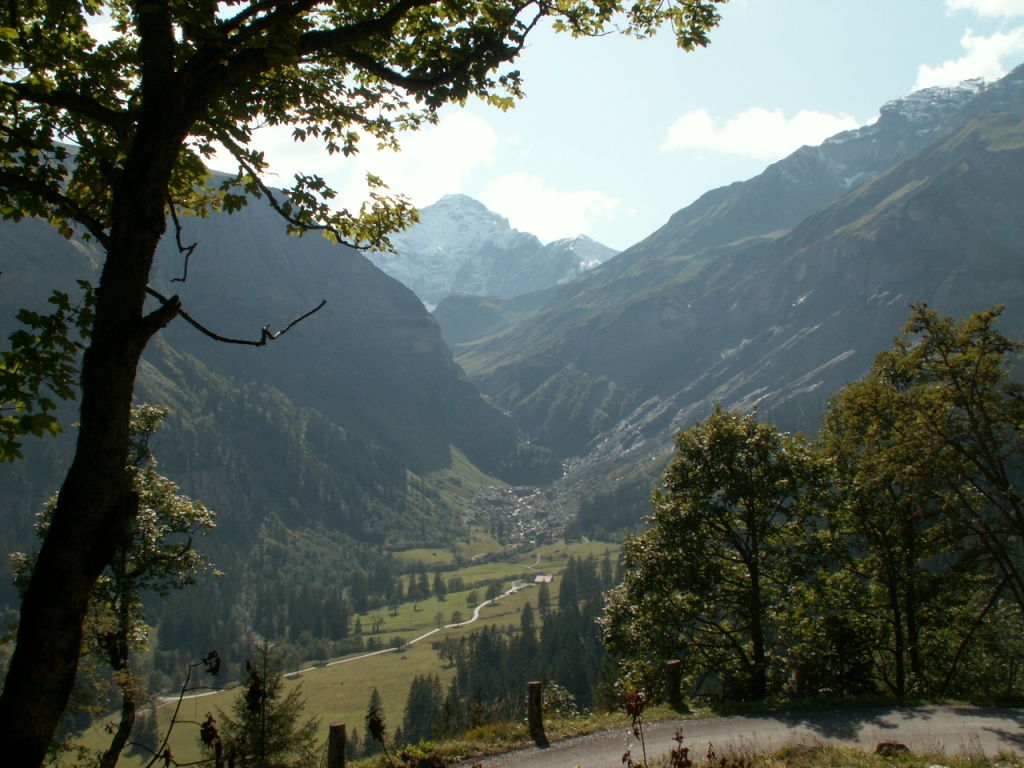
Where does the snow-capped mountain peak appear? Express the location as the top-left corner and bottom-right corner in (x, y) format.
(369, 195), (618, 307)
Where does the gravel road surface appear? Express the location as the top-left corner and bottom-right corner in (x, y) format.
(457, 707), (1024, 767)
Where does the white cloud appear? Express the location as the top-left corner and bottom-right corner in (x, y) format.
(340, 112), (498, 207)
(915, 27), (1024, 88)
(242, 111), (499, 209)
(479, 172), (620, 243)
(946, 0), (1024, 18)
(662, 107), (860, 160)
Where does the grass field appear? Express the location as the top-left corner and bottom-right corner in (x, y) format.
(80, 536), (618, 766)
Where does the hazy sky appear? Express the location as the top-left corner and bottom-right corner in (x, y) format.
(254, 0), (1024, 250)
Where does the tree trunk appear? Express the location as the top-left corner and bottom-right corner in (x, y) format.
(99, 683), (137, 768)
(903, 528), (922, 689)
(886, 567), (906, 699)
(746, 531), (768, 701)
(0, 143), (180, 766)
(99, 552), (139, 768)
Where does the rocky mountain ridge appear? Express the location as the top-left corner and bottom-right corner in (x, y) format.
(439, 66), (1024, 534)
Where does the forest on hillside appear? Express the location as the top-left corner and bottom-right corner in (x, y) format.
(12, 303), (1021, 768)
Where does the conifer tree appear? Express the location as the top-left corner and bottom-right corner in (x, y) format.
(364, 688), (386, 756)
(537, 582), (552, 616)
(402, 674), (444, 745)
(211, 642), (319, 768)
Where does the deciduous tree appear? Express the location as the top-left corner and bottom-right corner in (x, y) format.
(820, 342), (966, 697)
(603, 407), (827, 700)
(818, 303), (1024, 696)
(893, 304), (1024, 613)
(0, 1), (725, 762)
(12, 404), (215, 766)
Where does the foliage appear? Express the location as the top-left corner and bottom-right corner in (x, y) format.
(0, 281), (94, 461)
(603, 407), (828, 701)
(577, 474), (655, 541)
(602, 305), (1024, 706)
(813, 303), (1024, 698)
(819, 333), (972, 697)
(430, 554), (615, 732)
(402, 674), (445, 745)
(10, 403), (215, 764)
(208, 642), (320, 768)
(889, 304), (1024, 612)
(0, 0), (726, 758)
(365, 686), (395, 762)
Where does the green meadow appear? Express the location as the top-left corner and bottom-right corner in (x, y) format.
(81, 535), (620, 766)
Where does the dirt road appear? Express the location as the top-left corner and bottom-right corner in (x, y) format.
(458, 707), (1024, 767)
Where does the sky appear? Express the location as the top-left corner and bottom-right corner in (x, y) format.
(253, 0), (1024, 251)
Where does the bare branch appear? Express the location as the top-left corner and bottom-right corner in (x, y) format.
(166, 195), (198, 283)
(5, 82), (132, 136)
(146, 287), (327, 347)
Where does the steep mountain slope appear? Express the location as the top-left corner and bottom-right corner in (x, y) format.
(371, 194), (617, 307)
(0, 203), (539, 679)
(148, 198), (520, 474)
(447, 69), (1024, 471)
(438, 70), (1024, 355)
(0, 195), (523, 551)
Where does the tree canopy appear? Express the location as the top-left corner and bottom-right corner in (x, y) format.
(0, 282), (94, 461)
(603, 306), (1024, 704)
(0, 1), (726, 763)
(603, 407), (827, 700)
(817, 303), (1024, 697)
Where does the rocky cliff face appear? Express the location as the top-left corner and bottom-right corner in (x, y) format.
(370, 194), (617, 307)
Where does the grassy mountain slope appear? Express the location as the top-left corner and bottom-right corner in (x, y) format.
(449, 111), (1024, 465)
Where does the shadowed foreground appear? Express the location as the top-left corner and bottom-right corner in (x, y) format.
(459, 707), (1024, 768)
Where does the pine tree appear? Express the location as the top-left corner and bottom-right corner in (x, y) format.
(212, 642), (319, 768)
(433, 572), (448, 601)
(364, 688), (385, 756)
(537, 582), (551, 616)
(402, 674), (443, 745)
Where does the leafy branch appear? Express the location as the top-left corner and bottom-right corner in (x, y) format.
(0, 279), (94, 460)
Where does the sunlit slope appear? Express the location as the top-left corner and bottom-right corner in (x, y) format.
(448, 111), (1024, 462)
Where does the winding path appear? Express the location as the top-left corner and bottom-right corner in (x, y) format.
(310, 580), (535, 672)
(160, 581), (535, 702)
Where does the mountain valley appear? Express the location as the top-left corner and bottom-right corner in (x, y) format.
(2, 61), (1024, 715)
(437, 65), (1024, 532)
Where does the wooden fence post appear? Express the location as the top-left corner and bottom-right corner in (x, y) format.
(527, 681), (549, 747)
(666, 660), (683, 708)
(327, 722), (346, 768)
